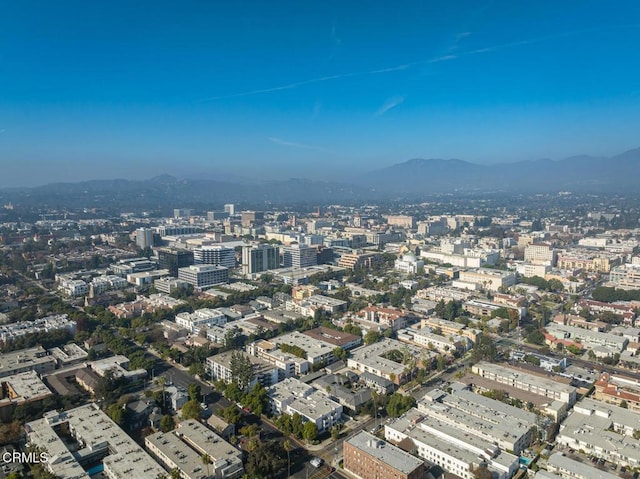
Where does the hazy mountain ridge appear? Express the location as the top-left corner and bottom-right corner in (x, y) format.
(358, 147), (640, 193)
(0, 148), (638, 208)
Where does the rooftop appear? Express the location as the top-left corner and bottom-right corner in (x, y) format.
(346, 431), (424, 475)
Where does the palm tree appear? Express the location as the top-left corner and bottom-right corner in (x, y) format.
(283, 439), (293, 478)
(201, 453), (212, 477)
(155, 376), (167, 410)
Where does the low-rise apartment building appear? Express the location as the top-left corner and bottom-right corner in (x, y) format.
(206, 350), (279, 388)
(0, 346), (57, 378)
(343, 431), (426, 479)
(175, 308), (227, 333)
(385, 407), (519, 479)
(471, 361), (577, 405)
(145, 419), (243, 479)
(267, 378), (343, 432)
(556, 397), (640, 468)
(347, 338), (432, 385)
(26, 403), (166, 479)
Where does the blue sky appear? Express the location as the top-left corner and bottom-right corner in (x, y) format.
(1, 0), (640, 186)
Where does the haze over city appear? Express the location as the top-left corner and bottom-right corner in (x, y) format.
(2, 0), (640, 187)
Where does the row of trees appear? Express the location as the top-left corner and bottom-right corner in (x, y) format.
(274, 412), (319, 442)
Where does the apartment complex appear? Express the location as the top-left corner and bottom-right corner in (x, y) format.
(175, 308), (227, 334)
(385, 407), (519, 479)
(458, 268), (516, 292)
(556, 397), (640, 467)
(471, 362), (577, 405)
(26, 403), (166, 479)
(206, 350), (279, 388)
(145, 419), (243, 479)
(0, 346), (57, 378)
(347, 338), (430, 385)
(267, 378), (343, 432)
(343, 431), (426, 479)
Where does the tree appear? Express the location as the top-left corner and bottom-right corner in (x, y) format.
(283, 439), (293, 478)
(188, 383), (202, 402)
(160, 414), (175, 432)
(244, 383), (268, 415)
(386, 393), (416, 418)
(620, 400), (628, 409)
(471, 335), (498, 362)
(364, 330), (381, 345)
(220, 405), (242, 426)
(201, 453), (212, 477)
(302, 421), (318, 442)
(525, 329), (545, 345)
(471, 465), (493, 479)
(229, 351), (255, 391)
(333, 347), (347, 361)
(245, 440), (287, 479)
(107, 403), (128, 427)
(170, 467), (182, 479)
(566, 344), (583, 355)
(181, 400), (203, 420)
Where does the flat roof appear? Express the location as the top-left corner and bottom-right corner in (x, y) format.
(302, 327), (361, 347)
(26, 403), (165, 479)
(547, 453), (620, 479)
(0, 346), (56, 377)
(346, 431), (424, 475)
(473, 361), (576, 395)
(2, 370), (52, 402)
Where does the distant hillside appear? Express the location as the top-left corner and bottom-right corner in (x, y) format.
(1, 147), (638, 209)
(356, 147), (640, 194)
(0, 175), (369, 210)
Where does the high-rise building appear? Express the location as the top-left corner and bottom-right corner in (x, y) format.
(173, 208), (192, 219)
(178, 264), (229, 288)
(242, 244), (280, 275)
(282, 244), (317, 269)
(524, 243), (557, 265)
(194, 245), (236, 269)
(224, 203), (235, 215)
(207, 211), (230, 221)
(241, 211), (264, 227)
(156, 247), (194, 277)
(135, 227), (153, 249)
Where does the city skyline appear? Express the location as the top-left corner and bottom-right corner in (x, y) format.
(2, 1), (640, 187)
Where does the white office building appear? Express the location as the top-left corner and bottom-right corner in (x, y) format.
(178, 264), (229, 288)
(282, 244), (317, 269)
(194, 245), (236, 269)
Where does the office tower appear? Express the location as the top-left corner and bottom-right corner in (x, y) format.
(207, 211), (230, 221)
(135, 227), (153, 249)
(241, 244), (280, 275)
(241, 211), (264, 227)
(173, 208), (192, 219)
(178, 265), (229, 288)
(194, 245), (236, 268)
(282, 244), (317, 269)
(224, 204), (235, 215)
(156, 247), (194, 277)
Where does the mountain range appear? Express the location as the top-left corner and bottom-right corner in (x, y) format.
(356, 147), (640, 194)
(1, 147), (638, 209)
